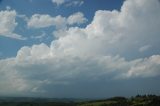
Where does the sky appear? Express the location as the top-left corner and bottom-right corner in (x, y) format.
(0, 0), (160, 98)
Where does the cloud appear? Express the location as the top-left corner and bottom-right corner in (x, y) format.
(66, 0), (84, 7)
(27, 14), (66, 29)
(6, 6), (11, 10)
(27, 12), (87, 29)
(52, 0), (84, 7)
(52, 0), (65, 6)
(30, 32), (46, 40)
(27, 14), (56, 28)
(139, 45), (152, 52)
(117, 55), (160, 79)
(0, 48), (160, 96)
(0, 0), (160, 96)
(67, 12), (87, 25)
(0, 10), (26, 40)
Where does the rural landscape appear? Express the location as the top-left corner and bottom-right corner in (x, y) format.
(0, 95), (160, 106)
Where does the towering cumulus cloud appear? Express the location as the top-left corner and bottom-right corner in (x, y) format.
(0, 0), (160, 97)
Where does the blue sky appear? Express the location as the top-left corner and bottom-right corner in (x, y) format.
(0, 0), (123, 59)
(0, 0), (160, 98)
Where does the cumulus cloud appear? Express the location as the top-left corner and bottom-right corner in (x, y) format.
(0, 48), (160, 96)
(27, 12), (87, 29)
(67, 12), (87, 25)
(0, 0), (160, 96)
(117, 55), (160, 79)
(0, 10), (26, 40)
(27, 14), (55, 28)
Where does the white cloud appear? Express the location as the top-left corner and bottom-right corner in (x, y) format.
(27, 14), (55, 28)
(52, 15), (67, 29)
(66, 0), (84, 7)
(27, 12), (87, 29)
(67, 12), (87, 25)
(52, 0), (84, 7)
(118, 55), (160, 79)
(52, 0), (65, 6)
(0, 0), (160, 96)
(27, 0), (160, 78)
(52, 29), (67, 38)
(0, 10), (26, 40)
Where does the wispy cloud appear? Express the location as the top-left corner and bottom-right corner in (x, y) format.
(52, 0), (84, 7)
(139, 45), (152, 52)
(66, 0), (84, 7)
(51, 0), (65, 6)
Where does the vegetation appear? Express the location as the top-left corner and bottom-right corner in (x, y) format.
(78, 95), (160, 106)
(0, 95), (160, 106)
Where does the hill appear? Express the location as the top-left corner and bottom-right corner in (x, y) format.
(78, 95), (160, 106)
